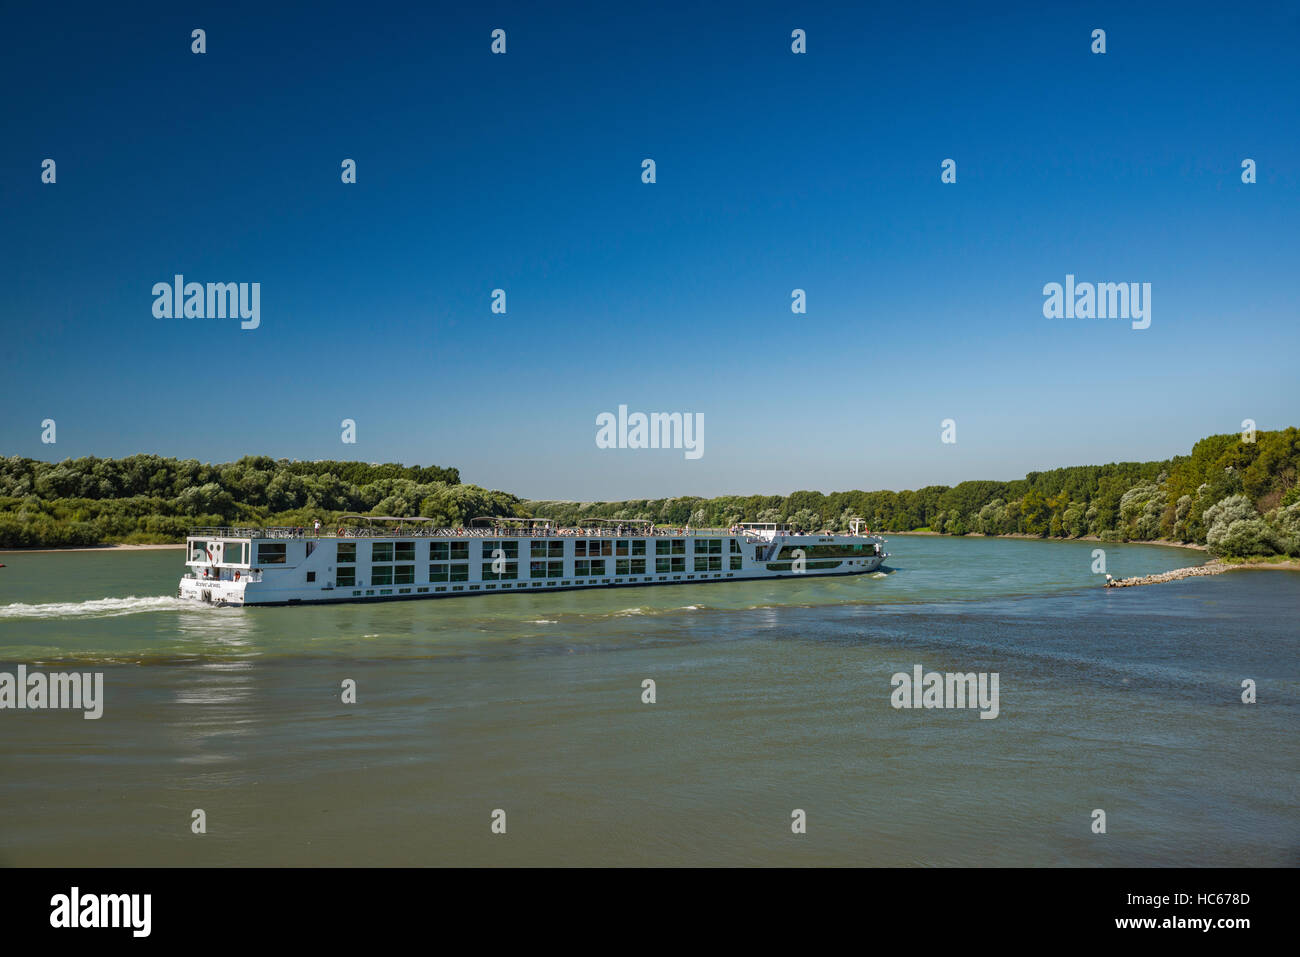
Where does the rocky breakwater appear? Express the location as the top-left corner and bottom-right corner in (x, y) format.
(1103, 562), (1227, 588)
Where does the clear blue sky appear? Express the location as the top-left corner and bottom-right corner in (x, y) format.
(2, 1), (1297, 500)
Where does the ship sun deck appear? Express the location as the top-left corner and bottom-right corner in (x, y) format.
(179, 518), (888, 607)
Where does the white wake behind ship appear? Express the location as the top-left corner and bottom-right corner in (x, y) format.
(178, 517), (889, 607)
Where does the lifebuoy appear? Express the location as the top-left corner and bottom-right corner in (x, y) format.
(234, 571), (240, 580)
(338, 527), (345, 537)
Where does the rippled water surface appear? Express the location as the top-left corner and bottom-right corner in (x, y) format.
(1, 535), (1295, 866)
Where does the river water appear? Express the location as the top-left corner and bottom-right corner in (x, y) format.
(1, 535), (1295, 866)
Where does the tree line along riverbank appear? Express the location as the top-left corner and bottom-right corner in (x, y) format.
(2, 429), (1297, 560)
(527, 430), (1300, 562)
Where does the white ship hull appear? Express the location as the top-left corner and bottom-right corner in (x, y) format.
(178, 524), (889, 608)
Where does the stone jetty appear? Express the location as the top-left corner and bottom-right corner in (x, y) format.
(1103, 562), (1227, 588)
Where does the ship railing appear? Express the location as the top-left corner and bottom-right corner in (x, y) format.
(187, 524), (773, 542)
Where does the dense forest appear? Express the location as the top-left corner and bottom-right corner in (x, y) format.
(0, 455), (524, 547)
(527, 429), (1300, 559)
(2, 429), (1298, 558)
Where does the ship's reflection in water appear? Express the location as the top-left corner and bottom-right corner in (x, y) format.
(173, 606), (255, 651)
(170, 610), (259, 781)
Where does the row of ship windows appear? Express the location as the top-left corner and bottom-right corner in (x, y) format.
(335, 556), (744, 586)
(254, 538), (743, 565)
(346, 572), (741, 597)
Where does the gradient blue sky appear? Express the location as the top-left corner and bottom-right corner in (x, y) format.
(2, 1), (1297, 500)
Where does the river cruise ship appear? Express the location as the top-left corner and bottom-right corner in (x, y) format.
(178, 517), (889, 606)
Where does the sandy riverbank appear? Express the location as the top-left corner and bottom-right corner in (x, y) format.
(0, 543), (186, 555)
(880, 532), (1300, 574)
(879, 531), (1207, 550)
